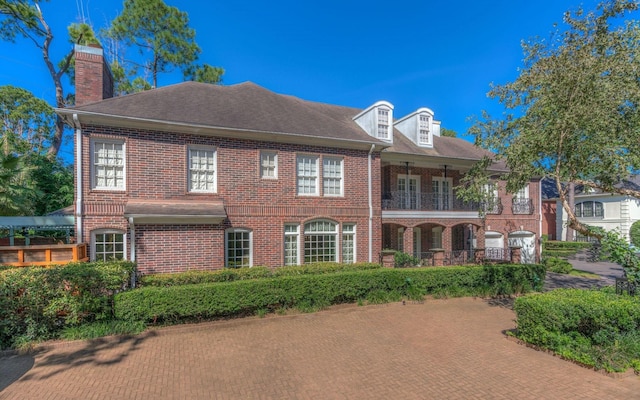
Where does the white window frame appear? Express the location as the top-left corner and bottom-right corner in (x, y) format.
(432, 177), (453, 210)
(515, 184), (529, 199)
(431, 226), (443, 249)
(225, 228), (252, 268)
(304, 220), (338, 263)
(376, 107), (391, 140)
(323, 156), (344, 196)
(398, 227), (405, 252)
(91, 229), (126, 261)
(342, 224), (356, 264)
(260, 150), (278, 179)
(91, 138), (126, 190)
(398, 174), (421, 210)
(297, 155), (319, 196)
(284, 224), (300, 266)
(418, 113), (431, 145)
(188, 146), (217, 193)
(413, 228), (421, 258)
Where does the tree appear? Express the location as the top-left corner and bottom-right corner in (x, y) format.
(631, 220), (640, 247)
(459, 0), (640, 237)
(0, 153), (35, 215)
(104, 0), (220, 89)
(0, 0), (78, 156)
(440, 127), (457, 137)
(184, 63), (224, 84)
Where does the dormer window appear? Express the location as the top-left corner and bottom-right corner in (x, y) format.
(353, 101), (394, 143)
(418, 114), (430, 145)
(377, 108), (390, 140)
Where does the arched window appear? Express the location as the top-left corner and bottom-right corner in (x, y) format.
(304, 220), (338, 263)
(91, 229), (126, 261)
(575, 201), (604, 218)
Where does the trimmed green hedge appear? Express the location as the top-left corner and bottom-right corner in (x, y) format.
(115, 264), (545, 323)
(139, 262), (382, 287)
(514, 289), (640, 372)
(544, 241), (591, 250)
(0, 261), (135, 349)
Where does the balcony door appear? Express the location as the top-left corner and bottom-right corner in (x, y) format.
(432, 177), (452, 210)
(398, 175), (420, 210)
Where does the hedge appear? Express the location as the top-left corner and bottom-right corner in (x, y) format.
(0, 261), (135, 349)
(115, 264), (545, 323)
(514, 289), (640, 372)
(139, 262), (382, 287)
(544, 241), (591, 250)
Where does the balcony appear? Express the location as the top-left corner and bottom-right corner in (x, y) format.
(481, 199), (503, 215)
(382, 191), (480, 212)
(512, 198), (534, 215)
(0, 243), (88, 267)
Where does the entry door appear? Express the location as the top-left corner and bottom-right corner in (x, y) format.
(398, 175), (420, 210)
(508, 232), (536, 264)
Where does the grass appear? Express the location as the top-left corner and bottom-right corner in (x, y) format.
(568, 269), (601, 279)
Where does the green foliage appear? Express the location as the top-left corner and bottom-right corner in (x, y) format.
(460, 1), (640, 230)
(394, 252), (420, 268)
(630, 220), (640, 247)
(115, 264), (545, 323)
(60, 319), (146, 341)
(0, 261), (135, 349)
(440, 127), (457, 137)
(543, 241), (591, 250)
(184, 63), (224, 84)
(514, 289), (640, 372)
(544, 257), (573, 274)
(139, 263), (382, 287)
(598, 229), (640, 281)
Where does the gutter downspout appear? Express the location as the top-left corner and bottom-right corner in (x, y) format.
(368, 144), (375, 262)
(538, 179), (543, 262)
(73, 114), (83, 246)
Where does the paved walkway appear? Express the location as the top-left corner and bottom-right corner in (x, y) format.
(2, 295), (639, 399)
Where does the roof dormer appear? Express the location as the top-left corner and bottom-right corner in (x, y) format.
(395, 108), (435, 147)
(353, 101), (394, 142)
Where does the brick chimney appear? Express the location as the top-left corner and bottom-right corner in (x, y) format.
(74, 44), (114, 106)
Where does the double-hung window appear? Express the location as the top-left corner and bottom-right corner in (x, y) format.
(92, 139), (125, 190)
(323, 157), (343, 196)
(189, 147), (216, 193)
(377, 108), (390, 140)
(418, 114), (430, 145)
(297, 155), (318, 195)
(260, 151), (277, 179)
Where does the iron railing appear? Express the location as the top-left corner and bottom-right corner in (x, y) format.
(512, 198), (534, 214)
(484, 247), (512, 262)
(382, 192), (480, 212)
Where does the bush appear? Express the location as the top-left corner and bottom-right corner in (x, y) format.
(514, 289), (640, 372)
(0, 261), (135, 349)
(544, 257), (573, 274)
(630, 220), (640, 248)
(140, 263), (382, 287)
(115, 264), (545, 323)
(394, 252), (419, 268)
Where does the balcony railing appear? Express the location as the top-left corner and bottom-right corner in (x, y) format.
(0, 243), (88, 267)
(481, 199), (503, 215)
(512, 198), (534, 215)
(382, 192), (480, 212)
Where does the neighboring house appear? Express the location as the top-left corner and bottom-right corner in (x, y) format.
(56, 45), (542, 274)
(554, 176), (640, 243)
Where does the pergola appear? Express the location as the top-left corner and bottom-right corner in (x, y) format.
(0, 216), (75, 246)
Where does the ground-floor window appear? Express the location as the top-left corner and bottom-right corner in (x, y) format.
(342, 224), (356, 263)
(284, 224), (299, 266)
(304, 220), (337, 263)
(92, 230), (126, 261)
(226, 229), (252, 268)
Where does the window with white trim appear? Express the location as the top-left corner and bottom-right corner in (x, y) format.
(92, 230), (126, 261)
(398, 227), (405, 252)
(323, 157), (343, 196)
(260, 151), (277, 179)
(284, 224), (300, 266)
(297, 155), (319, 195)
(377, 108), (390, 140)
(304, 220), (337, 263)
(342, 224), (356, 264)
(189, 147), (217, 192)
(225, 229), (252, 268)
(576, 201), (604, 218)
(92, 139), (125, 190)
(432, 227), (443, 249)
(418, 114), (430, 145)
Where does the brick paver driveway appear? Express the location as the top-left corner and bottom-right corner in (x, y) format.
(1, 297), (639, 399)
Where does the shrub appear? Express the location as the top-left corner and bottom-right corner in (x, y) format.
(394, 252), (419, 268)
(0, 261), (135, 349)
(115, 264), (545, 323)
(544, 257), (573, 274)
(514, 289), (640, 372)
(630, 220), (640, 248)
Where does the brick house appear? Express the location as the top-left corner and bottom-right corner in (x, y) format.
(56, 45), (541, 274)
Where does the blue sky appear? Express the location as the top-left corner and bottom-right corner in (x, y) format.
(0, 0), (603, 160)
